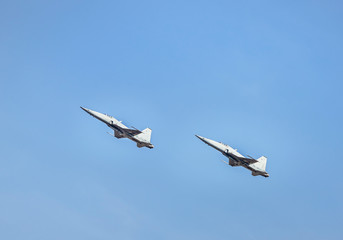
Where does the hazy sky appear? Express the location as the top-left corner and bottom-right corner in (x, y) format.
(1, 1), (343, 239)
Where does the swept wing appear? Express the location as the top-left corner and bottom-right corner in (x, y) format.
(238, 156), (258, 164)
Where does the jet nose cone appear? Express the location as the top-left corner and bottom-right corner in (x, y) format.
(195, 135), (209, 144)
(80, 106), (88, 112)
(80, 106), (92, 114)
(195, 135), (204, 140)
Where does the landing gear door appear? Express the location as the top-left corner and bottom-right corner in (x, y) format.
(229, 158), (239, 167)
(114, 130), (124, 139)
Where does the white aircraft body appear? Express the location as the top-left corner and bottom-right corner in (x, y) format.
(195, 135), (269, 177)
(81, 107), (154, 149)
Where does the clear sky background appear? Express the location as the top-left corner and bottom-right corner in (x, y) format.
(1, 1), (343, 239)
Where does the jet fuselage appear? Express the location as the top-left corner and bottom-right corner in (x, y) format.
(81, 107), (154, 149)
(196, 135), (269, 177)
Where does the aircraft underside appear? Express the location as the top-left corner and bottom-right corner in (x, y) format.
(227, 156), (268, 177)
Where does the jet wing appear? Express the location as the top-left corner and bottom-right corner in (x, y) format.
(238, 157), (258, 164)
(121, 128), (142, 135)
(110, 124), (142, 136)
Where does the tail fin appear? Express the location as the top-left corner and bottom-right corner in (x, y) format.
(253, 156), (267, 171)
(136, 128), (152, 143)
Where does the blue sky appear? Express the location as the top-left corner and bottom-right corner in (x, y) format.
(1, 0), (343, 239)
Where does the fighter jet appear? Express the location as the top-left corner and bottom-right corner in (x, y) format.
(195, 135), (269, 177)
(81, 107), (154, 149)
